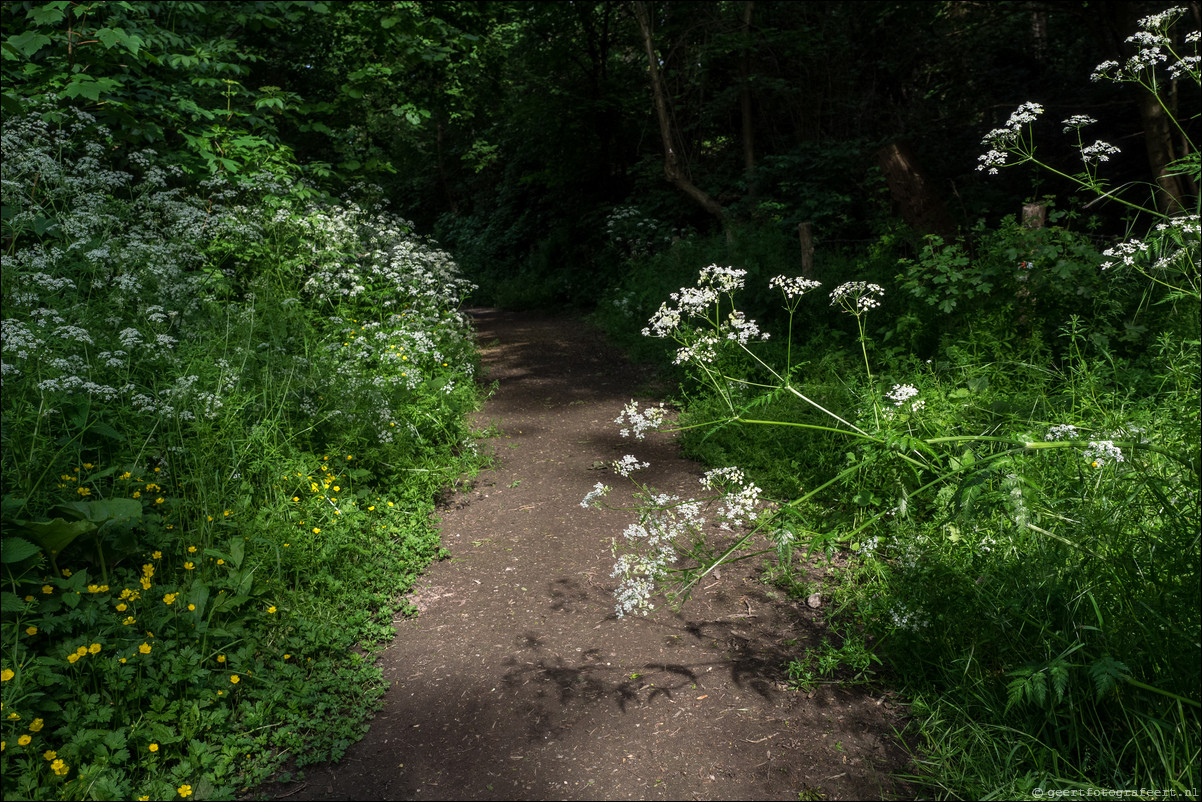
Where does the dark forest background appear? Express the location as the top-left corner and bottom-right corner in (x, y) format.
(4, 1), (1198, 306)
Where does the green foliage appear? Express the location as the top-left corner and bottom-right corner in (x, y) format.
(0, 106), (483, 799)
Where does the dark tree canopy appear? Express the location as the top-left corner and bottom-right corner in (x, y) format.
(4, 0), (1196, 293)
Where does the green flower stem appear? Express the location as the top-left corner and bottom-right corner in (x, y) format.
(737, 417), (880, 442)
(1122, 676), (1202, 709)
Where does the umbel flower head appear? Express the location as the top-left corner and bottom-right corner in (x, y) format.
(978, 102), (1044, 173)
(829, 281), (884, 315)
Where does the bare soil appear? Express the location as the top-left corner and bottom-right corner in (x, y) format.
(265, 308), (914, 801)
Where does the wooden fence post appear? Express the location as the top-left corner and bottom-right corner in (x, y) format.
(798, 222), (814, 279)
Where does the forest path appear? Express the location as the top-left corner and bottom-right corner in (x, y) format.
(268, 309), (910, 801)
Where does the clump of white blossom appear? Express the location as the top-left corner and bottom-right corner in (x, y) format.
(1, 100), (479, 479)
(1084, 440), (1125, 468)
(615, 400), (669, 439)
(885, 383), (925, 414)
(590, 460), (766, 618)
(641, 265), (772, 366)
(830, 281), (884, 315)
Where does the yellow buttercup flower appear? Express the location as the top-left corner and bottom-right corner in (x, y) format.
(0, 669), (13, 681)
(149, 743), (159, 752)
(230, 675), (240, 684)
(88, 643), (101, 655)
(267, 606), (277, 614)
(139, 643), (152, 654)
(29, 718), (44, 732)
(18, 735), (31, 746)
(24, 626), (37, 636)
(43, 749), (57, 761)
(217, 654), (226, 663)
(178, 784), (192, 798)
(51, 758), (68, 776)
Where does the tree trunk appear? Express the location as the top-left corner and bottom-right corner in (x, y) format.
(631, 1), (726, 226)
(875, 141), (956, 238)
(1138, 90), (1187, 215)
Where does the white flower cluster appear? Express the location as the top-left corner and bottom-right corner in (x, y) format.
(604, 205), (684, 259)
(829, 281), (884, 314)
(769, 275), (822, 300)
(641, 265), (771, 365)
(613, 455), (650, 477)
(580, 481), (610, 509)
(1080, 140), (1121, 165)
(977, 102), (1044, 174)
(1061, 115), (1097, 132)
(615, 400), (669, 439)
(723, 310), (765, 344)
(1084, 439), (1125, 467)
(701, 466), (763, 530)
(1100, 239), (1150, 270)
(610, 492), (705, 617)
(1045, 424), (1080, 441)
(1091, 8), (1199, 83)
(885, 383), (925, 413)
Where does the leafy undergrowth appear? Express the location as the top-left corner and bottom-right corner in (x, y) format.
(1, 107), (486, 800)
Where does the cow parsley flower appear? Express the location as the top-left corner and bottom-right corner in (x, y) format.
(1084, 439), (1125, 467)
(1080, 140), (1120, 164)
(769, 275), (822, 300)
(1061, 115), (1097, 132)
(613, 455), (650, 477)
(615, 400), (668, 439)
(1045, 424), (1080, 441)
(829, 282), (884, 314)
(581, 482), (610, 508)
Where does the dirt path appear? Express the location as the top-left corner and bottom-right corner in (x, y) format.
(270, 309), (912, 801)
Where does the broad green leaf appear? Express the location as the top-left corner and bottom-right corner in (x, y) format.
(5, 31), (52, 59)
(13, 518), (97, 555)
(53, 498), (142, 525)
(28, 2), (69, 26)
(1, 536), (42, 564)
(229, 538), (245, 569)
(1, 591), (28, 612)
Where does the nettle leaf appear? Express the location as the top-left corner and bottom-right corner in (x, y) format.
(1, 536), (42, 564)
(1, 591), (28, 612)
